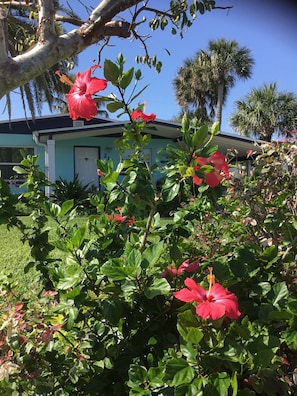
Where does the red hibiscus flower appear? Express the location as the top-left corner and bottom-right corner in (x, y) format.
(174, 269), (240, 320)
(131, 110), (156, 123)
(194, 152), (230, 188)
(178, 258), (200, 274)
(162, 259), (199, 279)
(66, 65), (107, 121)
(106, 214), (135, 226)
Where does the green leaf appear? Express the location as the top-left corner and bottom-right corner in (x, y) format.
(104, 59), (120, 84)
(177, 323), (204, 344)
(211, 372), (231, 396)
(144, 277), (171, 299)
(177, 310), (203, 344)
(127, 249), (142, 270)
(230, 371), (238, 396)
(69, 365), (79, 384)
(72, 226), (86, 248)
(102, 299), (123, 325)
(162, 180), (180, 202)
(101, 259), (138, 280)
(259, 245), (278, 263)
(281, 330), (297, 349)
(178, 309), (199, 326)
(147, 366), (165, 388)
(102, 171), (119, 184)
(67, 306), (79, 329)
(287, 301), (297, 315)
(192, 125), (208, 147)
(270, 281), (288, 307)
(12, 165), (27, 174)
(211, 121), (220, 135)
(60, 199), (74, 216)
(164, 358), (194, 386)
(119, 67), (134, 89)
(56, 274), (82, 289)
(142, 241), (164, 269)
(44, 202), (61, 216)
(106, 101), (124, 113)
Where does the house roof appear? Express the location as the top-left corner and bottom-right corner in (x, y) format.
(0, 114), (262, 159)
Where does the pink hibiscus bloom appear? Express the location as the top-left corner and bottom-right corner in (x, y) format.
(174, 271), (240, 320)
(66, 65), (107, 121)
(97, 169), (105, 177)
(131, 110), (156, 123)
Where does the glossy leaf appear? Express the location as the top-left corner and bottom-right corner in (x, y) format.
(192, 125), (209, 147)
(144, 277), (171, 299)
(104, 59), (120, 84)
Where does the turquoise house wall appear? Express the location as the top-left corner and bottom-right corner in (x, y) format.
(54, 136), (170, 184)
(1, 131), (172, 193)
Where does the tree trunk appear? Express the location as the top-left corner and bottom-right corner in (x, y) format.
(215, 82), (224, 131)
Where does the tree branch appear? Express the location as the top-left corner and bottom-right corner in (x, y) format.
(55, 14), (84, 27)
(0, 7), (8, 61)
(0, 1), (36, 5)
(0, 20), (131, 97)
(80, 0), (142, 37)
(0, 0), (232, 101)
(37, 0), (56, 42)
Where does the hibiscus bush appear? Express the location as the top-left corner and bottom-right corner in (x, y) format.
(0, 55), (297, 395)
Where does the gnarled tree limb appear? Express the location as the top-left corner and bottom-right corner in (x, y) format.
(0, 0), (226, 99)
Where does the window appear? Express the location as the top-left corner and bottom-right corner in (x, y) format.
(0, 147), (35, 183)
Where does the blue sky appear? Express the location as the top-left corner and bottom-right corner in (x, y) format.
(1, 0), (297, 134)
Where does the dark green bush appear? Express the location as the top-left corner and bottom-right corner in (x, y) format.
(52, 174), (94, 213)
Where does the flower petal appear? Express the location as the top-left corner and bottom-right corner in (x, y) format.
(210, 283), (241, 319)
(196, 300), (226, 320)
(174, 288), (196, 302)
(193, 175), (203, 186)
(66, 92), (98, 121)
(205, 171), (223, 188)
(131, 110), (156, 123)
(184, 278), (207, 301)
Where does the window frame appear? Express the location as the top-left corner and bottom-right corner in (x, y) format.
(0, 146), (35, 184)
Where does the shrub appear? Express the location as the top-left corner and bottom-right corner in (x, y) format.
(0, 57), (296, 395)
(52, 174), (95, 214)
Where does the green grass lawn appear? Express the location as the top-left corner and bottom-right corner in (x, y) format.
(0, 215), (172, 294)
(0, 216), (88, 294)
(0, 222), (36, 294)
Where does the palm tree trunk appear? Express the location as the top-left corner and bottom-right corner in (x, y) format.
(215, 82), (224, 131)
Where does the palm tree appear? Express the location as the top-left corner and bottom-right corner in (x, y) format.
(229, 83), (297, 141)
(173, 38), (254, 130)
(173, 53), (217, 124)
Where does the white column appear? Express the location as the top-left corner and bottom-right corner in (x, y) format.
(45, 139), (56, 198)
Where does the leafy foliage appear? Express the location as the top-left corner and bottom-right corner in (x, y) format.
(0, 57), (296, 395)
(52, 174), (93, 213)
